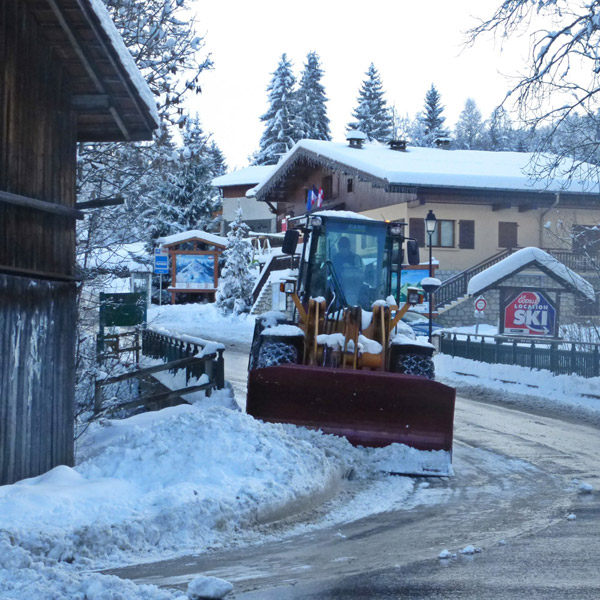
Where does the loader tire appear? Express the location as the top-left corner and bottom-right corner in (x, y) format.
(391, 353), (435, 380)
(256, 340), (298, 369)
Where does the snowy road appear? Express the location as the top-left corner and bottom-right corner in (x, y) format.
(106, 346), (600, 598)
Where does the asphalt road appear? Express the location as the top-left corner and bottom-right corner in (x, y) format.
(106, 347), (600, 599)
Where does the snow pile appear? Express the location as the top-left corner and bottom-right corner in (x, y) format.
(148, 303), (256, 345)
(187, 576), (233, 599)
(0, 405), (353, 568)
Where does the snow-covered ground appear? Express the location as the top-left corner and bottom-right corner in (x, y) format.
(2, 304), (599, 599)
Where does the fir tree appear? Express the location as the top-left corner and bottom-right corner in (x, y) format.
(347, 63), (393, 141)
(483, 107), (515, 151)
(454, 98), (484, 150)
(419, 84), (449, 146)
(254, 54), (298, 165)
(141, 116), (224, 241)
(216, 208), (255, 315)
(295, 52), (331, 141)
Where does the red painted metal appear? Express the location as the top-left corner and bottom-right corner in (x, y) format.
(247, 364), (455, 453)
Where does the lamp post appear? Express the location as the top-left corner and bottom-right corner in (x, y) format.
(424, 210), (437, 342)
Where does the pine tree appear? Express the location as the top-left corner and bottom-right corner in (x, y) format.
(216, 208), (255, 315)
(254, 54), (298, 165)
(419, 84), (449, 146)
(483, 107), (515, 151)
(454, 98), (484, 150)
(141, 116), (224, 241)
(295, 52), (331, 141)
(347, 63), (393, 142)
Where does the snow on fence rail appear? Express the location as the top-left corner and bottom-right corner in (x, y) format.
(439, 332), (600, 378)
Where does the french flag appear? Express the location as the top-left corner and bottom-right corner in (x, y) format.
(317, 187), (324, 207)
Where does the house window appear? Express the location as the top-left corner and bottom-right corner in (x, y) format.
(499, 222), (518, 248)
(347, 178), (354, 193)
(429, 220), (455, 248)
(459, 220), (475, 249)
(322, 175), (333, 201)
(409, 218), (454, 248)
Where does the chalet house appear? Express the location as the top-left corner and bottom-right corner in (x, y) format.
(213, 166), (276, 234)
(246, 139), (600, 278)
(1, 0), (158, 485)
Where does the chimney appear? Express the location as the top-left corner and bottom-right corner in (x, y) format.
(346, 130), (367, 149)
(388, 139), (407, 151)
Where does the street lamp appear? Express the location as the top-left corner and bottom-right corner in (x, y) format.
(424, 210), (437, 342)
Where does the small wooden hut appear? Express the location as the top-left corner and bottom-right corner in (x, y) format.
(0, 0), (158, 485)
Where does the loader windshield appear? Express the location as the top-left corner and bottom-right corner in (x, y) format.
(306, 218), (390, 310)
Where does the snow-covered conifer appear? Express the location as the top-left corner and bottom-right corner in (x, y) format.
(295, 52), (331, 141)
(454, 98), (484, 150)
(483, 106), (515, 151)
(216, 208), (255, 315)
(141, 116), (224, 241)
(419, 84), (449, 146)
(254, 54), (298, 165)
(347, 63), (393, 142)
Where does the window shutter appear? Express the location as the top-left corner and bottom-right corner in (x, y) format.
(459, 220), (475, 249)
(409, 218), (425, 247)
(498, 222), (518, 248)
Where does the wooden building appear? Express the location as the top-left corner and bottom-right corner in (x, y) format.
(247, 139), (600, 274)
(0, 0), (158, 485)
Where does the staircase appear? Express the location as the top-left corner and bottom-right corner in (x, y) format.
(435, 248), (515, 313)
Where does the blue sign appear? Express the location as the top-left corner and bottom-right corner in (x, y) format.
(154, 253), (169, 274)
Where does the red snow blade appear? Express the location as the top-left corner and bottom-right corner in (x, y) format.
(247, 364), (455, 453)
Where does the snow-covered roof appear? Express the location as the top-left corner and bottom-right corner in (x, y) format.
(87, 0), (159, 127)
(212, 166), (275, 188)
(79, 242), (151, 273)
(156, 230), (228, 248)
(467, 247), (595, 301)
(249, 140), (600, 199)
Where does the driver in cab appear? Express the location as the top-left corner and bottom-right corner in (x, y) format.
(332, 236), (363, 271)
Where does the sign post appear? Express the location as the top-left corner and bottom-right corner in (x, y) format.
(474, 295), (487, 335)
(154, 249), (169, 306)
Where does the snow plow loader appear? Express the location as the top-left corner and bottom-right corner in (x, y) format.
(247, 212), (455, 475)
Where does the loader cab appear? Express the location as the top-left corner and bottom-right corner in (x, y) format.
(298, 214), (401, 311)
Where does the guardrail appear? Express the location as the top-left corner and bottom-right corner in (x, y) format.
(439, 331), (600, 378)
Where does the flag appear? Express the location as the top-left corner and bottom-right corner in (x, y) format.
(306, 188), (315, 211)
(317, 187), (324, 208)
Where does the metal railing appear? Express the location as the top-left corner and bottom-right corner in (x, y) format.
(440, 331), (600, 378)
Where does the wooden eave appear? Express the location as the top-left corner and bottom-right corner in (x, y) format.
(24, 0), (157, 142)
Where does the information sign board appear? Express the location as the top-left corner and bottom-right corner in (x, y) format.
(502, 289), (557, 337)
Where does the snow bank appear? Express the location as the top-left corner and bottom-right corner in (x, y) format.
(148, 304), (256, 346)
(435, 353), (600, 424)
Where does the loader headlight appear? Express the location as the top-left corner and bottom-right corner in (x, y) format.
(281, 281), (296, 294)
(406, 286), (422, 306)
(310, 216), (322, 228)
(390, 225), (403, 236)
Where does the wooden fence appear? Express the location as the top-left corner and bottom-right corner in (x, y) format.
(94, 329), (225, 417)
(439, 332), (600, 378)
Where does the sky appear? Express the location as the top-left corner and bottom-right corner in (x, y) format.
(187, 0), (532, 169)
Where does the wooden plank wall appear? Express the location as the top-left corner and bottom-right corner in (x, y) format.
(0, 1), (78, 484)
(0, 274), (76, 484)
(0, 0), (77, 276)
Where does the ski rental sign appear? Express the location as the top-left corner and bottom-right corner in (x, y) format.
(501, 289), (558, 337)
